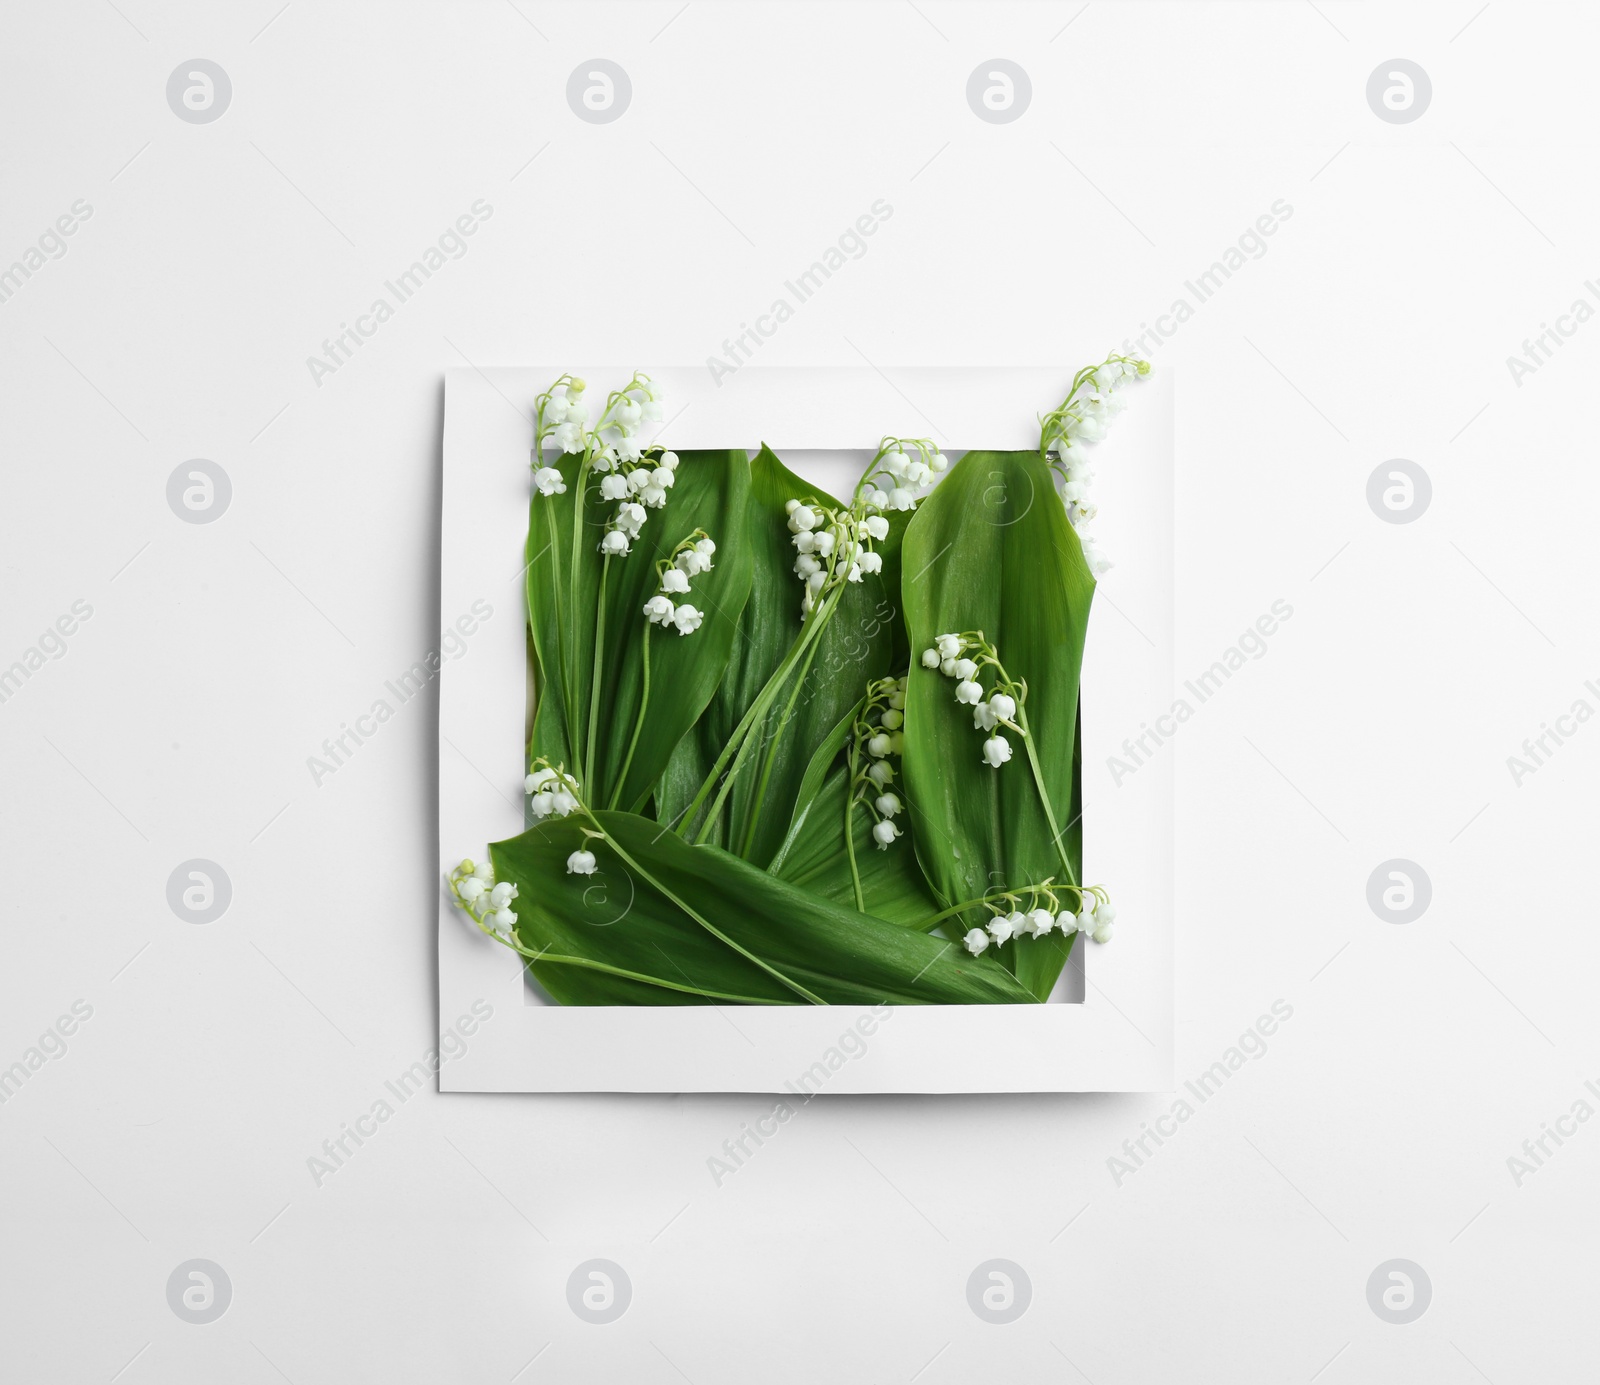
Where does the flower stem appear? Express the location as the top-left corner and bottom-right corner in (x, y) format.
(738, 620), (826, 858)
(1012, 699), (1078, 888)
(585, 553), (610, 789)
(845, 739), (866, 913)
(610, 622), (650, 810)
(679, 582), (838, 841)
(567, 454), (594, 762)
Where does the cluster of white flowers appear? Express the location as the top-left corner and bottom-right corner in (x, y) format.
(960, 883), (1117, 956)
(850, 675), (909, 849)
(531, 372), (680, 557)
(524, 761), (583, 824)
(643, 531), (716, 637)
(1039, 354), (1151, 576)
(596, 448), (677, 556)
(784, 437), (947, 619)
(920, 632), (1023, 770)
(449, 857), (519, 939)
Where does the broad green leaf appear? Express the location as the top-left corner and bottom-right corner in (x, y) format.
(899, 450), (1093, 1000)
(491, 809), (1036, 1005)
(773, 764), (944, 927)
(657, 445), (901, 865)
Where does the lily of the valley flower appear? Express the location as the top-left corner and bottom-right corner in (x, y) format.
(982, 735), (1013, 768)
(566, 850), (597, 875)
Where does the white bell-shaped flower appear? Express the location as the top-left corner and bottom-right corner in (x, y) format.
(533, 467), (567, 496)
(981, 734), (1012, 768)
(660, 567), (690, 594)
(566, 850), (597, 875)
(643, 595), (676, 625)
(872, 819), (900, 848)
(935, 633), (963, 659)
(858, 551), (883, 575)
(672, 604), (703, 636)
(866, 761), (894, 786)
(954, 680), (983, 705)
(988, 692), (1017, 722)
(875, 792), (901, 817)
(963, 928), (990, 955)
(600, 474), (629, 500)
(600, 530), (630, 556)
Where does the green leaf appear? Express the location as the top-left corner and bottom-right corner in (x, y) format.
(899, 450), (1094, 1000)
(523, 956), (719, 1006)
(526, 450), (756, 812)
(772, 764), (944, 927)
(490, 809), (1036, 1005)
(656, 445), (901, 865)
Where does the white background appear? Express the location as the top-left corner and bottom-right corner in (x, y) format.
(1, 1), (1593, 1381)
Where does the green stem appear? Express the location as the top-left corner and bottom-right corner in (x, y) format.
(585, 554), (610, 789)
(566, 454), (594, 765)
(610, 622), (650, 810)
(845, 742), (865, 913)
(594, 820), (825, 1005)
(693, 581), (848, 846)
(738, 622), (825, 858)
(1013, 702), (1078, 888)
(678, 590), (832, 840)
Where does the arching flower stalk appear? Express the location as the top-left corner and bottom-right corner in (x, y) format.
(785, 436), (947, 619)
(918, 629), (1087, 897)
(909, 879), (1117, 956)
(612, 532), (716, 808)
(1038, 353), (1150, 575)
(919, 631), (1026, 772)
(842, 674), (909, 911)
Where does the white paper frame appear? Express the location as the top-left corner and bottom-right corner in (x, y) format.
(439, 366), (1173, 1092)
